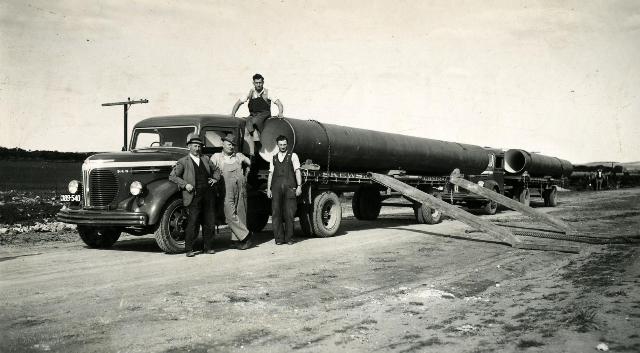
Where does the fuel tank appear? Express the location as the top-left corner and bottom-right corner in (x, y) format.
(259, 118), (491, 176)
(504, 149), (573, 178)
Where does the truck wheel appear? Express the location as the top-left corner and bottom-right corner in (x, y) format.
(77, 226), (121, 248)
(518, 188), (531, 207)
(154, 198), (188, 253)
(311, 191), (342, 238)
(247, 193), (270, 232)
(543, 187), (558, 207)
(481, 187), (500, 215)
(352, 187), (382, 220)
(414, 193), (443, 224)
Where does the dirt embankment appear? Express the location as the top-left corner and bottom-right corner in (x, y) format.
(1, 188), (639, 353)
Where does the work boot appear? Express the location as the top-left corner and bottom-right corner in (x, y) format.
(237, 233), (253, 250)
(185, 251), (196, 257)
(204, 249), (216, 254)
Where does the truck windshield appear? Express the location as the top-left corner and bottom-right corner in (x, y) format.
(132, 126), (196, 149)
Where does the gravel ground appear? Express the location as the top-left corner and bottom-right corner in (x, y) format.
(1, 188), (639, 352)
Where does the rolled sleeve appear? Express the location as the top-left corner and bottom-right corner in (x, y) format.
(292, 153), (301, 171)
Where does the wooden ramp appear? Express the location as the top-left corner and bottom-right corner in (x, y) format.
(368, 172), (580, 253)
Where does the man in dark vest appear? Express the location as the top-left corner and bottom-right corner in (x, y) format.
(231, 73), (284, 157)
(267, 135), (302, 245)
(169, 133), (221, 257)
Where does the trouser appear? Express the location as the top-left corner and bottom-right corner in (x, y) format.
(244, 112), (270, 156)
(224, 177), (250, 241)
(271, 182), (297, 243)
(596, 178), (603, 190)
(185, 188), (215, 252)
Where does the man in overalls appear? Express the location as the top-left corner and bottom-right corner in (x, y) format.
(231, 73), (284, 157)
(267, 135), (302, 245)
(212, 134), (253, 250)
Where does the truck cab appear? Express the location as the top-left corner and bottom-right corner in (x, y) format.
(57, 115), (270, 253)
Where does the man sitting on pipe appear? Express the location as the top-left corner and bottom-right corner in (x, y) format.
(231, 73), (284, 158)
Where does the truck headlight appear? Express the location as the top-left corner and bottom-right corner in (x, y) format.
(68, 180), (80, 194)
(130, 181), (144, 196)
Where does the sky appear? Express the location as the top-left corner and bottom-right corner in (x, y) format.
(1, 0), (639, 164)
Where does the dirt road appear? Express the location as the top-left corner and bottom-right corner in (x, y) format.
(1, 189), (639, 352)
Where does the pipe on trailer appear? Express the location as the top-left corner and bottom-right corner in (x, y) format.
(504, 149), (573, 178)
(260, 117), (492, 176)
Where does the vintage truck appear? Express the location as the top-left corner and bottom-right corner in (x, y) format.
(57, 114), (572, 252)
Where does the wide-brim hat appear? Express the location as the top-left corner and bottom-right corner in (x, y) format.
(222, 133), (236, 145)
(186, 132), (203, 146)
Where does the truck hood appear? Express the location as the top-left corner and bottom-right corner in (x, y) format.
(84, 149), (188, 168)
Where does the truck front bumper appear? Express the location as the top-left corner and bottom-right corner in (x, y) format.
(56, 207), (148, 226)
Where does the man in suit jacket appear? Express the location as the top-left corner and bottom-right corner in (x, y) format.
(169, 133), (221, 257)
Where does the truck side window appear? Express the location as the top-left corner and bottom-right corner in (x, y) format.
(203, 128), (233, 154)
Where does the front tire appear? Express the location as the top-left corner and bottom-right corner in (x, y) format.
(154, 198), (188, 253)
(311, 191), (342, 238)
(77, 226), (121, 248)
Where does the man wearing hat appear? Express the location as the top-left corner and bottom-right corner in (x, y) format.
(169, 133), (221, 257)
(212, 133), (253, 250)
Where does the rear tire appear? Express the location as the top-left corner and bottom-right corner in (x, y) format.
(77, 226), (121, 248)
(543, 187), (558, 207)
(352, 187), (382, 220)
(414, 193), (443, 225)
(311, 191), (342, 238)
(517, 188), (531, 207)
(154, 198), (188, 253)
(481, 187), (500, 215)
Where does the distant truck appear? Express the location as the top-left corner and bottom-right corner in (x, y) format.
(57, 115), (572, 252)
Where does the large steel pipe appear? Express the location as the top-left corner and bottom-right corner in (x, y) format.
(504, 149), (573, 178)
(259, 118), (491, 176)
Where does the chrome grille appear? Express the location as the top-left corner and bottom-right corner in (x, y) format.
(88, 169), (118, 207)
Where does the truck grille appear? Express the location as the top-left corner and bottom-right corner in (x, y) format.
(88, 169), (119, 207)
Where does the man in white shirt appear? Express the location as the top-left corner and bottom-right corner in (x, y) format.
(231, 73), (284, 157)
(267, 135), (302, 245)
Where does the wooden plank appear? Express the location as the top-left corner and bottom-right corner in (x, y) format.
(515, 242), (581, 253)
(369, 172), (523, 246)
(449, 170), (573, 232)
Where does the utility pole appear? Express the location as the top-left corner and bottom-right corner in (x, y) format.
(102, 97), (149, 151)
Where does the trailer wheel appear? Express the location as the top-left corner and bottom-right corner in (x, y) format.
(154, 198), (188, 253)
(481, 187), (500, 215)
(311, 191), (342, 238)
(543, 187), (558, 207)
(414, 193), (443, 225)
(77, 226), (121, 248)
(352, 187), (382, 220)
(517, 188), (531, 207)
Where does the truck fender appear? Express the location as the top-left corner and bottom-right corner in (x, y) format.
(133, 179), (180, 226)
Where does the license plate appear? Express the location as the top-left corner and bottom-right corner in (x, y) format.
(61, 194), (81, 202)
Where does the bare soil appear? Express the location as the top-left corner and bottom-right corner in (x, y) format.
(1, 189), (639, 353)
